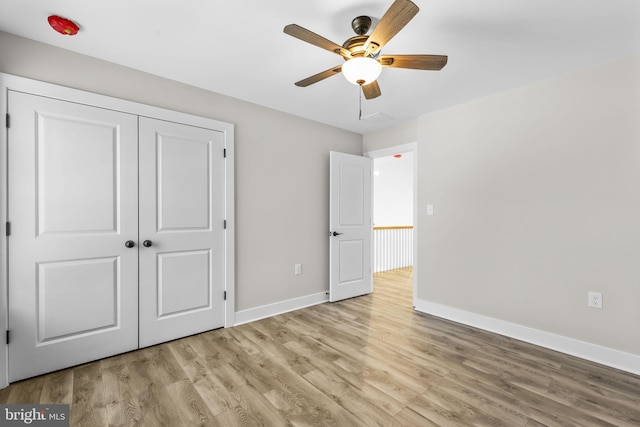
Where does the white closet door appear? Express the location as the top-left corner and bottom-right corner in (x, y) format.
(138, 117), (226, 348)
(8, 91), (139, 382)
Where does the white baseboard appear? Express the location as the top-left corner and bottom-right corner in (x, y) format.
(234, 291), (329, 326)
(414, 299), (640, 376)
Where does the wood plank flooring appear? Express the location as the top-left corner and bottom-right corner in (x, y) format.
(2, 267), (640, 426)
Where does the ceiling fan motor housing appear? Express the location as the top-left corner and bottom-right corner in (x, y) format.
(342, 35), (369, 56)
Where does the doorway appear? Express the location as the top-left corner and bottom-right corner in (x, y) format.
(365, 143), (417, 304)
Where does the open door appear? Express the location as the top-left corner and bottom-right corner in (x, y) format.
(329, 151), (373, 302)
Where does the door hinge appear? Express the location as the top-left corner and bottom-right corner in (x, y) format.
(5, 222), (10, 237)
(224, 291), (227, 301)
(224, 220), (227, 229)
(223, 148), (227, 158)
(5, 114), (9, 129)
(6, 330), (9, 345)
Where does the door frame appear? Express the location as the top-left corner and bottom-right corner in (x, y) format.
(0, 72), (236, 388)
(364, 142), (418, 305)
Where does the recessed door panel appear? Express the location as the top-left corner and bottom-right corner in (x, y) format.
(139, 117), (225, 348)
(8, 91), (139, 382)
(37, 257), (119, 342)
(338, 240), (364, 284)
(37, 113), (119, 235)
(339, 163), (365, 227)
(157, 134), (211, 231)
(158, 250), (211, 318)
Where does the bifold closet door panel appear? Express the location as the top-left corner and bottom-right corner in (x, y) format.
(138, 117), (226, 348)
(7, 91), (140, 382)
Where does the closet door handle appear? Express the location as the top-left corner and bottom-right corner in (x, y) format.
(125, 240), (135, 248)
(143, 240), (153, 247)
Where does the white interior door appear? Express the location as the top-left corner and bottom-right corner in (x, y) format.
(8, 91), (139, 381)
(138, 117), (226, 348)
(329, 151), (373, 302)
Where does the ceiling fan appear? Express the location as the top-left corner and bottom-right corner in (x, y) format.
(283, 0), (448, 100)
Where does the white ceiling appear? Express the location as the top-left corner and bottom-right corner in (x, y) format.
(1, 0), (639, 134)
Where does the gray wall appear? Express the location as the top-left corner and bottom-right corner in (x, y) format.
(0, 31), (363, 313)
(366, 54), (640, 356)
(364, 119), (417, 152)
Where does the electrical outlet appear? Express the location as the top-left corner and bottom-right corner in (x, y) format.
(295, 263), (302, 276)
(588, 291), (603, 309)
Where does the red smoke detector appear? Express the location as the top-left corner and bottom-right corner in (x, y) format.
(48, 15), (79, 36)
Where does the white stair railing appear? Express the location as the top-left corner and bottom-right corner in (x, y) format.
(373, 226), (413, 272)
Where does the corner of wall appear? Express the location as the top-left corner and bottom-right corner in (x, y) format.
(363, 119), (418, 153)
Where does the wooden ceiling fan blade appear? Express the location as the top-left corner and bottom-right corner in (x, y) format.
(295, 65), (343, 87)
(379, 54), (448, 70)
(284, 24), (351, 58)
(362, 81), (382, 100)
(364, 0), (419, 56)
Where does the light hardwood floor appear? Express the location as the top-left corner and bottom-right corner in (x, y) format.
(1, 267), (639, 426)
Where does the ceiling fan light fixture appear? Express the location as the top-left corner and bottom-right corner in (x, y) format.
(342, 57), (382, 86)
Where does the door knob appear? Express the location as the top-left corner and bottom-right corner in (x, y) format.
(143, 240), (153, 247)
(125, 240), (135, 248)
(331, 231), (343, 237)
